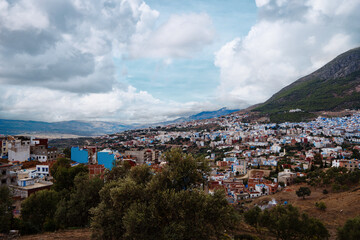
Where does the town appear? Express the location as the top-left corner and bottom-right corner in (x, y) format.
(1, 111), (360, 211)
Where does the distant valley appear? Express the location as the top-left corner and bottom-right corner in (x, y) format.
(0, 107), (239, 136)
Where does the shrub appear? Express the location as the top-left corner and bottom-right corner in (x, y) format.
(315, 202), (327, 211)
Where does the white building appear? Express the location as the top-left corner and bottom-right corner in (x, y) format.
(35, 165), (50, 178)
(270, 144), (281, 153)
(8, 139), (30, 162)
(255, 184), (270, 195)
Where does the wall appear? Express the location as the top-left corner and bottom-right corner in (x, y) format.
(71, 147), (88, 164)
(97, 151), (115, 170)
(8, 142), (30, 162)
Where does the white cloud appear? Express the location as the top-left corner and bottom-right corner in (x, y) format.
(255, 0), (270, 8)
(0, 0), (217, 123)
(0, 85), (216, 123)
(129, 13), (215, 59)
(0, 0), (49, 30)
(215, 0), (360, 106)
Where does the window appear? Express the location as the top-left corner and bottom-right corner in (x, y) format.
(37, 167), (40, 171)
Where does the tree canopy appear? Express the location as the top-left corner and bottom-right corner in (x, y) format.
(296, 187), (311, 199)
(91, 149), (239, 240)
(0, 186), (13, 234)
(21, 190), (60, 233)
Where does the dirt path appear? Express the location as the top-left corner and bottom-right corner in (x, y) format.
(19, 228), (92, 240)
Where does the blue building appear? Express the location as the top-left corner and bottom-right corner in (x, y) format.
(71, 147), (88, 164)
(97, 150), (116, 170)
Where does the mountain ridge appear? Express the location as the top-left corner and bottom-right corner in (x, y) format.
(254, 47), (360, 121)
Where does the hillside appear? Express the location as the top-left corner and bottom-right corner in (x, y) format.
(254, 47), (360, 121)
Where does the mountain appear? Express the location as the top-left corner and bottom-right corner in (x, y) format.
(254, 47), (360, 121)
(0, 108), (239, 136)
(0, 119), (132, 136)
(185, 107), (239, 121)
(159, 107), (240, 125)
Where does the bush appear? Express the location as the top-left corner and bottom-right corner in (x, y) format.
(244, 204), (329, 240)
(322, 189), (328, 194)
(315, 202), (327, 211)
(337, 216), (360, 240)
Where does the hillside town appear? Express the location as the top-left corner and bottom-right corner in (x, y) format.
(1, 111), (360, 212)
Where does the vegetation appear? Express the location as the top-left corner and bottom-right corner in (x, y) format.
(337, 216), (360, 240)
(296, 187), (311, 199)
(269, 112), (316, 123)
(16, 157), (102, 235)
(54, 173), (104, 228)
(91, 149), (239, 240)
(21, 190), (60, 233)
(244, 205), (329, 240)
(315, 202), (327, 211)
(0, 186), (13, 233)
(51, 157), (88, 192)
(255, 70), (360, 116)
(306, 167), (360, 191)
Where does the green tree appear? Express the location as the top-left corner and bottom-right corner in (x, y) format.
(51, 158), (88, 192)
(103, 161), (132, 182)
(63, 148), (71, 158)
(21, 190), (59, 233)
(0, 186), (13, 233)
(54, 173), (104, 228)
(162, 148), (209, 191)
(50, 157), (71, 176)
(91, 150), (238, 240)
(296, 187), (311, 199)
(247, 205), (329, 240)
(244, 206), (262, 231)
(337, 216), (360, 240)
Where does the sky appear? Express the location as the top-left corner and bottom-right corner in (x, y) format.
(0, 0), (359, 124)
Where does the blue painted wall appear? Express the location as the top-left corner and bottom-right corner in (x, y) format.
(97, 152), (115, 170)
(71, 147), (88, 164)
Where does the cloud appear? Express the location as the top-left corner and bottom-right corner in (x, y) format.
(0, 85), (216, 123)
(0, 0), (216, 123)
(0, 0), (152, 93)
(129, 13), (215, 59)
(215, 0), (360, 106)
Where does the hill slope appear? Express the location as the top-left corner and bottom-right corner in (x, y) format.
(254, 47), (360, 119)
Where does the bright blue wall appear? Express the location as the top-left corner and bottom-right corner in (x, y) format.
(97, 152), (115, 170)
(71, 147), (88, 164)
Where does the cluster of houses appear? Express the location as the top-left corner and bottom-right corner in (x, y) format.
(77, 111), (360, 203)
(1, 111), (360, 210)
